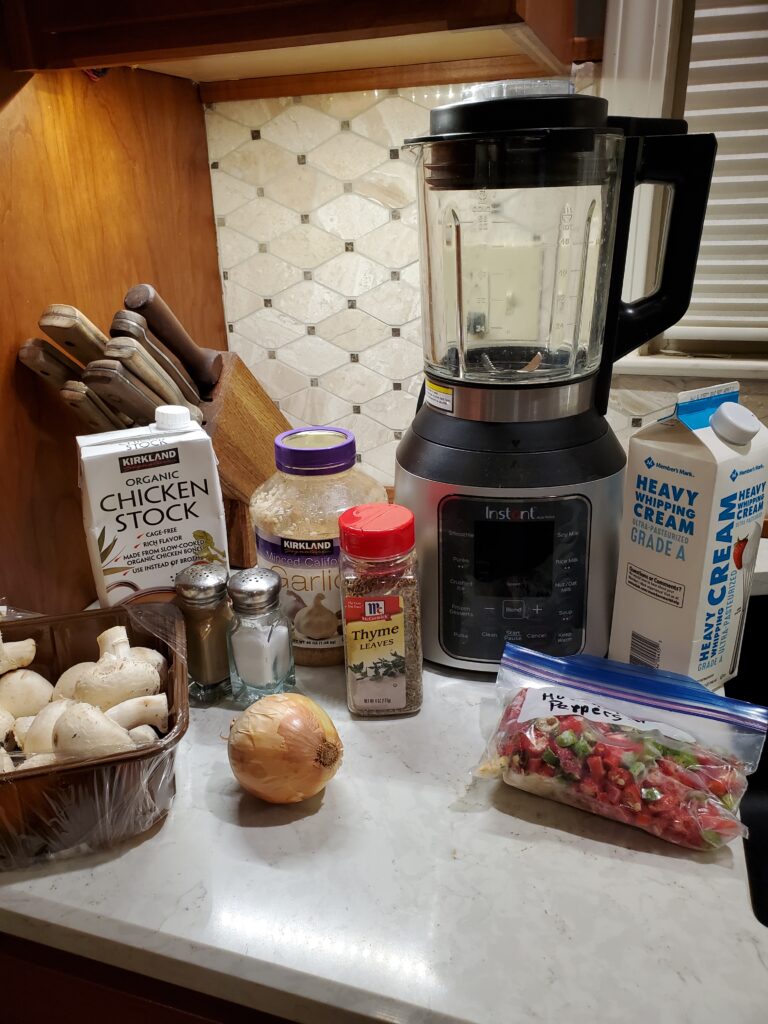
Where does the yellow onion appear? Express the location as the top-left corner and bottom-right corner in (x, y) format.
(228, 693), (343, 804)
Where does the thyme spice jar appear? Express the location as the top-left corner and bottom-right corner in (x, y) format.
(339, 504), (422, 716)
(249, 428), (387, 667)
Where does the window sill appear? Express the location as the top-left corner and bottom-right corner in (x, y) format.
(614, 353), (768, 382)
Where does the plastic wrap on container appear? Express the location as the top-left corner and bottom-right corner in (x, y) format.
(477, 644), (768, 852)
(0, 605), (188, 869)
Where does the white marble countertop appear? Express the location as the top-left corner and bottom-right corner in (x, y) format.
(1, 664), (767, 1023)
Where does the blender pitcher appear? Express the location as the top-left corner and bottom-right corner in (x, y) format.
(406, 94), (716, 389)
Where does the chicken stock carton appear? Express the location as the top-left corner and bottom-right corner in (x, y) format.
(78, 406), (228, 605)
(609, 382), (768, 690)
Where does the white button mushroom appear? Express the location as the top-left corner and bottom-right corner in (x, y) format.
(74, 626), (161, 711)
(0, 706), (14, 748)
(53, 662), (95, 701)
(52, 702), (136, 758)
(0, 748), (13, 772)
(105, 694), (168, 733)
(16, 752), (63, 771)
(22, 699), (74, 755)
(12, 715), (35, 749)
(129, 647), (168, 686)
(128, 724), (159, 746)
(0, 669), (54, 718)
(0, 632), (36, 675)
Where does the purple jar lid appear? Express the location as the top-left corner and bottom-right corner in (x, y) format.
(274, 426), (356, 476)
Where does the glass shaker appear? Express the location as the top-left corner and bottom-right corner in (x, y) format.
(227, 568), (295, 706)
(175, 563), (231, 704)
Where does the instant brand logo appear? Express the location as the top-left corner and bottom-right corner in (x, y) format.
(118, 448), (179, 473)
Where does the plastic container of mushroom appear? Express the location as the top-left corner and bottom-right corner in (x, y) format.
(0, 604), (188, 868)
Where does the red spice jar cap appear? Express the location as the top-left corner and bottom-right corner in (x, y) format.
(338, 503), (415, 559)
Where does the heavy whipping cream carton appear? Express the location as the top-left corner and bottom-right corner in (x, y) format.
(78, 406), (228, 605)
(609, 383), (768, 689)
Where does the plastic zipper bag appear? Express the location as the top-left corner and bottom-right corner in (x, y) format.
(476, 644), (768, 851)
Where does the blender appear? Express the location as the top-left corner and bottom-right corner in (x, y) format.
(394, 93), (716, 671)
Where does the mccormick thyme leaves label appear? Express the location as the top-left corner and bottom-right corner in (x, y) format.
(343, 595), (406, 711)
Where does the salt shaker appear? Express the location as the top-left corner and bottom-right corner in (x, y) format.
(227, 568), (295, 706)
(175, 563), (231, 704)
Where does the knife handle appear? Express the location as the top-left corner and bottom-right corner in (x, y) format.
(39, 305), (109, 365)
(106, 336), (203, 423)
(111, 310), (201, 404)
(60, 381), (120, 433)
(18, 337), (83, 390)
(84, 360), (165, 426)
(124, 284), (222, 391)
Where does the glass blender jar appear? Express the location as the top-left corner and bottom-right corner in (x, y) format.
(412, 94), (621, 387)
(395, 92), (717, 671)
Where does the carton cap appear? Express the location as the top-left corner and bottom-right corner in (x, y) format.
(710, 401), (760, 446)
(154, 406), (192, 432)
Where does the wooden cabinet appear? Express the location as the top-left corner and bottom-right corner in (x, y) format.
(2, 0), (603, 72)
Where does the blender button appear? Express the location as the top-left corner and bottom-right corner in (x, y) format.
(524, 630), (550, 645)
(528, 601), (545, 618)
(502, 600), (525, 619)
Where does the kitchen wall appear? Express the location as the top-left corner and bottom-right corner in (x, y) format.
(206, 87), (768, 484)
(0, 66), (226, 613)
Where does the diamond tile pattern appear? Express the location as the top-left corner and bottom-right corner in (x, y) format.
(208, 89), (458, 483)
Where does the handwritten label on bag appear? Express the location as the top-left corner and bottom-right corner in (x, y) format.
(517, 686), (694, 742)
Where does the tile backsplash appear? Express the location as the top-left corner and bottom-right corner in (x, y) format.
(206, 88), (768, 484)
(206, 86), (461, 485)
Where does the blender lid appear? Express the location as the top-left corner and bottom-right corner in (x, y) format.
(406, 94), (611, 144)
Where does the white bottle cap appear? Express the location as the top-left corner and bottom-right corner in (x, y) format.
(710, 401), (760, 446)
(154, 405), (192, 432)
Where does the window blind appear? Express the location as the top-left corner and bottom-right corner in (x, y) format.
(663, 0), (768, 348)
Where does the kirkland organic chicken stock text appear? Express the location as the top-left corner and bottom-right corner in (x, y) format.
(609, 383), (768, 689)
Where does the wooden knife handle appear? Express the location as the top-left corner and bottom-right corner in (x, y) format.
(124, 284), (222, 391)
(110, 310), (201, 404)
(39, 305), (109, 365)
(84, 361), (164, 426)
(60, 381), (119, 433)
(106, 336), (203, 423)
(18, 338), (83, 390)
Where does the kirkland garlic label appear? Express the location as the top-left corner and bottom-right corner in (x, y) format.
(343, 595), (406, 712)
(78, 425), (228, 606)
(256, 531), (343, 650)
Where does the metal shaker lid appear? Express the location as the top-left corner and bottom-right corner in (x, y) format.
(175, 562), (228, 604)
(227, 568), (282, 613)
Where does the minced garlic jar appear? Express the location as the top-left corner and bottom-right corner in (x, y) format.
(249, 427), (387, 667)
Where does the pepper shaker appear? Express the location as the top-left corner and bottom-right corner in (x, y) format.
(227, 568), (295, 707)
(175, 563), (231, 704)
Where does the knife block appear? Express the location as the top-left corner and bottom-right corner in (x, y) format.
(203, 351), (290, 566)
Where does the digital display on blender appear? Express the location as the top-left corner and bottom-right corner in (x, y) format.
(473, 520), (555, 597)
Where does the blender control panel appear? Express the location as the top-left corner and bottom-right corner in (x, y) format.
(438, 495), (590, 662)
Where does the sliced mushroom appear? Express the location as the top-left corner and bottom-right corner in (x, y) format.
(0, 706), (14, 748)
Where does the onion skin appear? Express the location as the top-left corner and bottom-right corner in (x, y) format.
(228, 693), (343, 804)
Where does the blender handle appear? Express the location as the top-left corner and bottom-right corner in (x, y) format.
(613, 132), (717, 359)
